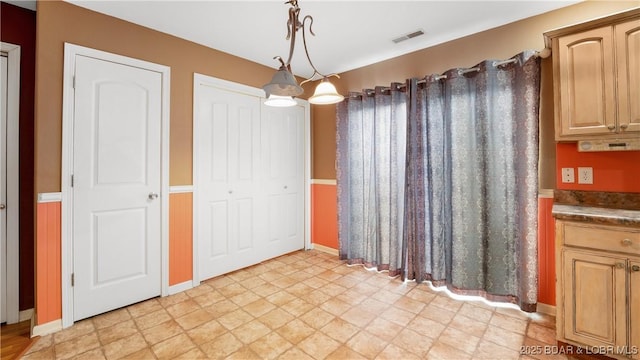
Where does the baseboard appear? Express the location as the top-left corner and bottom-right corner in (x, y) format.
(19, 308), (34, 322)
(536, 302), (556, 316)
(168, 280), (194, 295)
(32, 319), (62, 338)
(312, 243), (339, 256)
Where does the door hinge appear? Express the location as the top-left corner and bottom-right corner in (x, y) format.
(71, 273), (74, 287)
(71, 174), (74, 187)
(72, 76), (76, 89)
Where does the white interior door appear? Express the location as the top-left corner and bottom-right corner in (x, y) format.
(72, 54), (163, 321)
(261, 104), (305, 259)
(1, 53), (8, 323)
(196, 83), (263, 280)
(0, 43), (20, 325)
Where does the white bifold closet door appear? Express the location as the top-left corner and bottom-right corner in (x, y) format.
(261, 103), (305, 260)
(195, 78), (305, 281)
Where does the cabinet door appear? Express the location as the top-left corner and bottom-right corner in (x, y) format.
(631, 259), (640, 360)
(615, 19), (640, 134)
(557, 27), (616, 137)
(563, 249), (627, 348)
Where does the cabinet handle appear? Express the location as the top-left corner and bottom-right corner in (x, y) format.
(607, 124), (616, 131)
(616, 262), (626, 269)
(622, 238), (633, 246)
(632, 265), (640, 272)
(620, 124), (629, 130)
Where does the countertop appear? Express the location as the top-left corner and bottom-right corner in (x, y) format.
(552, 190), (640, 227)
(552, 204), (640, 227)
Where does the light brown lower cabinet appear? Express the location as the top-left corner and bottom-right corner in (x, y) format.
(556, 220), (640, 359)
(631, 259), (640, 360)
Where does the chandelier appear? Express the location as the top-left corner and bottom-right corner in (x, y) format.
(262, 0), (344, 107)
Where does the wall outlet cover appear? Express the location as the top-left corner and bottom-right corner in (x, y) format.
(561, 168), (575, 183)
(578, 167), (593, 184)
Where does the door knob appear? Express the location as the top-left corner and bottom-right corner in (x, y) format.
(622, 239), (633, 246)
(607, 124), (616, 131)
(620, 124), (629, 130)
(148, 193), (159, 200)
(0, 204), (5, 210)
(632, 265), (640, 272)
(616, 262), (626, 269)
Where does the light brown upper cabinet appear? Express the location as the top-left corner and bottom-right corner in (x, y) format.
(615, 20), (640, 138)
(545, 9), (640, 141)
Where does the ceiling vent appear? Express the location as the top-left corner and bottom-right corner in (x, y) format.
(392, 30), (425, 44)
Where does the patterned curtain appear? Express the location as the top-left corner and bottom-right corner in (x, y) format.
(404, 51), (541, 311)
(337, 51), (541, 311)
(336, 84), (406, 275)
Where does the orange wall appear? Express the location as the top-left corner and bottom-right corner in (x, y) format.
(556, 143), (640, 193)
(311, 183), (338, 250)
(169, 192), (193, 285)
(35, 201), (62, 325)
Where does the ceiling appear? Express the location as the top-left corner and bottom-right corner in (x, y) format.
(9, 0), (582, 79)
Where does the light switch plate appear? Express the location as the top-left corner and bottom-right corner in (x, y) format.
(561, 168), (575, 183)
(578, 167), (593, 184)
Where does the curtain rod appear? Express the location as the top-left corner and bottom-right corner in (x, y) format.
(348, 48), (551, 98)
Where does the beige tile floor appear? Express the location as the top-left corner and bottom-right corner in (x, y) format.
(22, 250), (562, 360)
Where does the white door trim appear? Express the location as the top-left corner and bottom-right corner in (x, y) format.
(61, 43), (170, 328)
(191, 73), (311, 285)
(1, 41), (21, 325)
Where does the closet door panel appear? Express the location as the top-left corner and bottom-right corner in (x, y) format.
(262, 104), (305, 259)
(196, 84), (261, 280)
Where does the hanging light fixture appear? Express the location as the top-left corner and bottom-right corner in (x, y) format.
(263, 0), (344, 107)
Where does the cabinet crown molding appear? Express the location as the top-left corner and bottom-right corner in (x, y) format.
(544, 7), (640, 46)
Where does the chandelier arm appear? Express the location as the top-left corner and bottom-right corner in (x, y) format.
(283, 5), (300, 66)
(299, 72), (340, 86)
(273, 56), (286, 68)
(300, 14), (329, 78)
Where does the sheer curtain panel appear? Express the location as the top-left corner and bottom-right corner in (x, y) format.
(405, 51), (541, 311)
(337, 51), (541, 311)
(336, 85), (407, 275)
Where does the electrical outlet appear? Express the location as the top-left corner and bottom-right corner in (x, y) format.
(578, 167), (593, 184)
(561, 168), (575, 183)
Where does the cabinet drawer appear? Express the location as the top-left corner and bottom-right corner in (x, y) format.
(564, 222), (640, 255)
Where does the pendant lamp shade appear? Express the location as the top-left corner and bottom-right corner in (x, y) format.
(309, 79), (344, 105)
(264, 94), (297, 107)
(262, 66), (304, 97)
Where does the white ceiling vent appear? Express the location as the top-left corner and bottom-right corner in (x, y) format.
(392, 30), (425, 44)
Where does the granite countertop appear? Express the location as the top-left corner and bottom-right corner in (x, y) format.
(552, 190), (640, 227)
(552, 204), (640, 227)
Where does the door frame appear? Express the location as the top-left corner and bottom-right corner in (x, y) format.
(191, 73), (311, 284)
(61, 43), (170, 328)
(1, 41), (21, 324)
